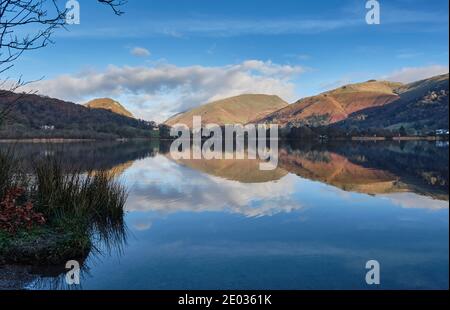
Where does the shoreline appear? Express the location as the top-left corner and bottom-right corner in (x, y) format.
(0, 136), (447, 143)
(0, 137), (160, 143)
(350, 136), (445, 141)
(0, 138), (96, 143)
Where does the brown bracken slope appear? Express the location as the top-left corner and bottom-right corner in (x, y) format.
(165, 94), (288, 128)
(251, 80), (402, 126)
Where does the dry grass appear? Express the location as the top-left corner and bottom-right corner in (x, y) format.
(0, 150), (128, 265)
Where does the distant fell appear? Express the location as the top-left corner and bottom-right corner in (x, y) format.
(165, 94), (288, 128)
(336, 73), (449, 133)
(0, 91), (157, 139)
(85, 98), (134, 118)
(252, 80), (402, 126)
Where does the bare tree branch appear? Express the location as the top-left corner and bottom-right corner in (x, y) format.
(98, 0), (127, 16)
(0, 0), (126, 126)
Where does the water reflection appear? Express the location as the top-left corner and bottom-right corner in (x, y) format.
(125, 155), (300, 217)
(279, 141), (448, 201)
(1, 140), (159, 173)
(1, 140), (448, 289)
(2, 140), (448, 224)
(3, 140), (447, 202)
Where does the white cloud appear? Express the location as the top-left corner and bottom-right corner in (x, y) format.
(383, 65), (449, 84)
(120, 154), (448, 218)
(123, 155), (302, 217)
(379, 193), (448, 210)
(131, 47), (151, 57)
(25, 60), (305, 122)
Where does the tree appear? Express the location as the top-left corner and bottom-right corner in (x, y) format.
(0, 0), (126, 126)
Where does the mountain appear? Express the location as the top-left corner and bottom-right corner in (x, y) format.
(335, 74), (449, 134)
(165, 94), (288, 128)
(167, 156), (288, 183)
(278, 148), (403, 195)
(278, 141), (448, 200)
(252, 80), (402, 127)
(0, 91), (157, 139)
(85, 98), (134, 118)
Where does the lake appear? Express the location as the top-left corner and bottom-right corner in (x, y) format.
(1, 140), (448, 289)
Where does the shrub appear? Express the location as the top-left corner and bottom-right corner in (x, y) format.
(0, 187), (46, 234)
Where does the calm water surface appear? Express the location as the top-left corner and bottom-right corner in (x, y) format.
(2, 140), (449, 289)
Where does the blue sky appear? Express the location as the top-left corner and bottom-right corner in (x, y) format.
(10, 0), (450, 122)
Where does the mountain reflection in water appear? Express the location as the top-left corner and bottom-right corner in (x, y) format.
(1, 140), (448, 289)
(7, 139), (448, 201)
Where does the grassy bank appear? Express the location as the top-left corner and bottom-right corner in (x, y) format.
(0, 150), (127, 265)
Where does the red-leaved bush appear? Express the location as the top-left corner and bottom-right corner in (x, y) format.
(0, 187), (46, 234)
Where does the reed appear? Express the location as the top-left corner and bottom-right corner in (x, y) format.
(0, 151), (127, 265)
